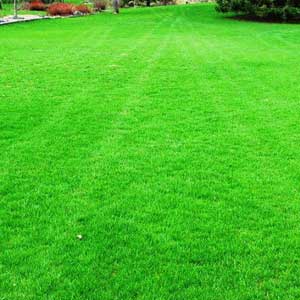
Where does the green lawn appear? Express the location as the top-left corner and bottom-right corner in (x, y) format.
(1, 4), (300, 299)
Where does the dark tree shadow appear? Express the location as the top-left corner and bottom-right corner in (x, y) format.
(225, 14), (300, 24)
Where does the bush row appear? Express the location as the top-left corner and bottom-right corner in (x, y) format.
(26, 0), (106, 15)
(216, 0), (300, 21)
(27, 0), (176, 15)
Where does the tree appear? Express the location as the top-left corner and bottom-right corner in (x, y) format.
(14, 0), (18, 18)
(0, 0), (3, 10)
(216, 0), (300, 21)
(112, 0), (120, 13)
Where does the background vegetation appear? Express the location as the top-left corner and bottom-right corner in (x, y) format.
(216, 0), (300, 21)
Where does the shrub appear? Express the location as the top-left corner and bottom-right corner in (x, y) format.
(29, 1), (46, 11)
(94, 0), (106, 11)
(20, 1), (30, 9)
(75, 4), (91, 13)
(216, 0), (300, 21)
(47, 2), (75, 16)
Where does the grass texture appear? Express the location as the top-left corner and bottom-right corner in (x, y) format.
(1, 4), (300, 299)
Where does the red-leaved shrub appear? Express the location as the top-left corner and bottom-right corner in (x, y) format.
(75, 4), (91, 13)
(29, 1), (46, 10)
(47, 2), (75, 16)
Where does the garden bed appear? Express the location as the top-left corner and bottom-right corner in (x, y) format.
(0, 2), (96, 25)
(0, 11), (94, 26)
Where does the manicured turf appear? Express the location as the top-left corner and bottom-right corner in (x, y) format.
(1, 4), (300, 299)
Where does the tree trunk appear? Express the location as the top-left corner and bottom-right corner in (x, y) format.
(112, 0), (120, 13)
(14, 0), (18, 18)
(146, 0), (150, 6)
(0, 0), (3, 10)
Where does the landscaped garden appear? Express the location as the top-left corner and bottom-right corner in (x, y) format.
(0, 0), (100, 20)
(1, 3), (300, 299)
(0, 0), (175, 19)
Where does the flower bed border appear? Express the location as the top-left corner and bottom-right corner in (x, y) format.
(0, 13), (93, 26)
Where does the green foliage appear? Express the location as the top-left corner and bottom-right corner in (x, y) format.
(216, 0), (300, 20)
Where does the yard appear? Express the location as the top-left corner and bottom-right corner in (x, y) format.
(1, 4), (300, 299)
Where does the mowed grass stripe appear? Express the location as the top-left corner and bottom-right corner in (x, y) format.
(1, 4), (300, 300)
(0, 9), (172, 150)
